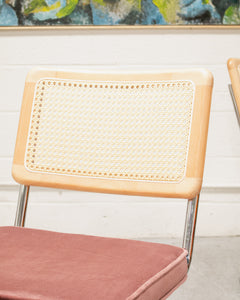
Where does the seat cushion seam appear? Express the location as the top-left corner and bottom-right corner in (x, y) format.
(126, 249), (188, 300)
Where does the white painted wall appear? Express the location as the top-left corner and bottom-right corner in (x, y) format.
(0, 28), (240, 238)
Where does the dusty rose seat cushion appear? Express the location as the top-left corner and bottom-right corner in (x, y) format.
(0, 226), (188, 300)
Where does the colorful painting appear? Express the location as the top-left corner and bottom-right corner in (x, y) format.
(0, 0), (240, 26)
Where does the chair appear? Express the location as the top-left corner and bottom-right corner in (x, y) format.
(0, 68), (213, 300)
(227, 58), (240, 126)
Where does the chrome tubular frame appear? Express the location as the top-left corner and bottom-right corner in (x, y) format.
(182, 194), (200, 269)
(14, 185), (30, 227)
(228, 84), (240, 127)
(13, 184), (200, 268)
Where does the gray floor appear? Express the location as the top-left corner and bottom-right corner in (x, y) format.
(146, 237), (240, 300)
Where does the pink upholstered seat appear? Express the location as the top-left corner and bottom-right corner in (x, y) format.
(0, 226), (187, 300)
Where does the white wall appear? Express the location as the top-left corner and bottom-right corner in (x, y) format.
(0, 28), (240, 238)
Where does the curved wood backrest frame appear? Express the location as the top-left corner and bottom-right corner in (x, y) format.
(228, 58), (240, 119)
(12, 68), (213, 199)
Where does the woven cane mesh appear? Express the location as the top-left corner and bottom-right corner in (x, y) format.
(25, 78), (195, 182)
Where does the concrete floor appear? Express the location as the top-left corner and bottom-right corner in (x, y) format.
(158, 237), (240, 300)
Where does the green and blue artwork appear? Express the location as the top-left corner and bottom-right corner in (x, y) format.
(0, 0), (239, 26)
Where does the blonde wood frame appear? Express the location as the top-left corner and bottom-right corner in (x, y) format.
(228, 58), (240, 116)
(12, 68), (213, 199)
(1, 25), (240, 31)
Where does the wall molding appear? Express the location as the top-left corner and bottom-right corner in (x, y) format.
(1, 185), (239, 238)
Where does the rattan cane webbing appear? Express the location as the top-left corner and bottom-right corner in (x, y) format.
(25, 78), (195, 182)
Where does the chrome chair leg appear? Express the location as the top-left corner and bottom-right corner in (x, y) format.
(182, 194), (200, 268)
(228, 84), (240, 127)
(14, 185), (30, 227)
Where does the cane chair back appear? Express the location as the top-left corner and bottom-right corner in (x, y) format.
(12, 68), (213, 199)
(227, 58), (240, 126)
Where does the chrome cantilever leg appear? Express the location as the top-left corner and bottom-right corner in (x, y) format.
(14, 185), (30, 227)
(228, 84), (240, 127)
(182, 194), (200, 269)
